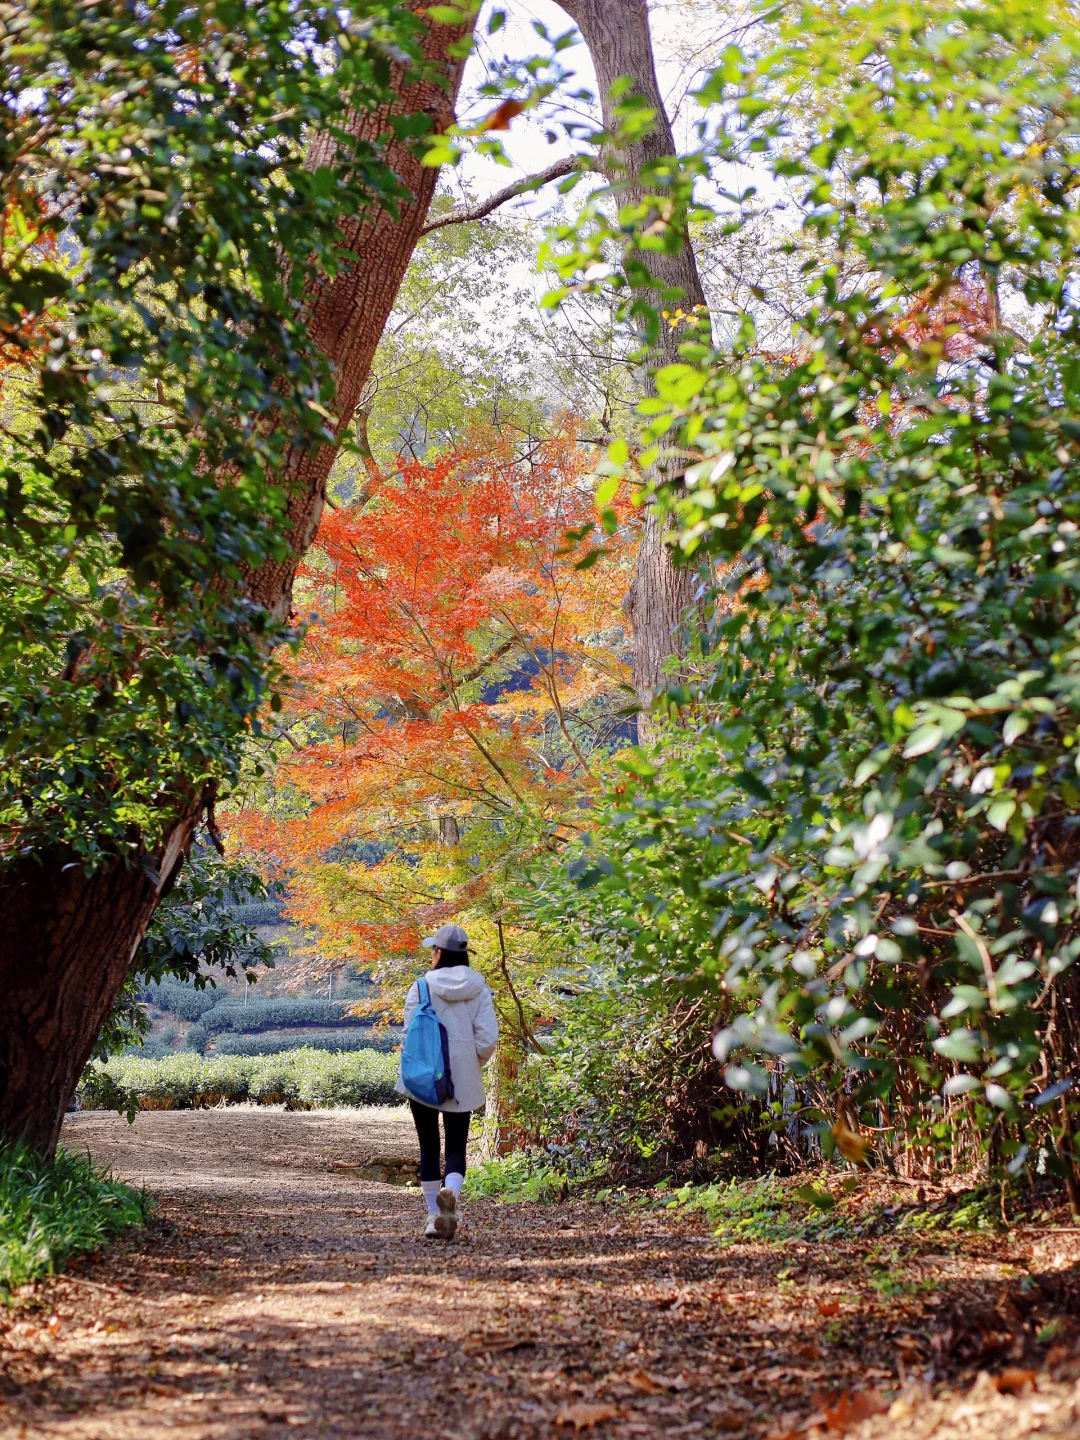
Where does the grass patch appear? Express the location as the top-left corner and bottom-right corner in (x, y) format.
(0, 1143), (151, 1293)
(81, 1047), (403, 1111)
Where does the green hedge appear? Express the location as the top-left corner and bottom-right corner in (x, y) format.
(81, 1048), (403, 1111)
(0, 1143), (151, 1291)
(215, 1029), (400, 1056)
(200, 997), (379, 1035)
(140, 981), (222, 1021)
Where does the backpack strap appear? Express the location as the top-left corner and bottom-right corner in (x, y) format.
(416, 977), (430, 1007)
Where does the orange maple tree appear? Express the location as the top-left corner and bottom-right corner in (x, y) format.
(231, 424), (637, 1017)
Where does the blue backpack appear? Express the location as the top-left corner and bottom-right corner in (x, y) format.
(400, 978), (455, 1107)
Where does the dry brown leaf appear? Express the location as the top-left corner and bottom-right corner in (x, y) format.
(555, 1402), (623, 1430)
(478, 98), (527, 132)
(994, 1366), (1035, 1395)
(625, 1370), (666, 1395)
(714, 1416), (753, 1434)
(815, 1299), (841, 1317)
(831, 1122), (870, 1166)
(623, 1368), (688, 1394)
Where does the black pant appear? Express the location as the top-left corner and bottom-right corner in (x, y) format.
(410, 1100), (470, 1183)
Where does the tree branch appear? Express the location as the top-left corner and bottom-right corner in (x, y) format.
(419, 156), (589, 235)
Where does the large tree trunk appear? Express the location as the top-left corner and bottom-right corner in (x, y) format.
(0, 11), (476, 1155)
(557, 0), (708, 741)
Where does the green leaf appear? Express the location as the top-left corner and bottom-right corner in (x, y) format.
(933, 1030), (983, 1064)
(902, 724), (946, 758)
(594, 477), (619, 509)
(987, 798), (1017, 831)
(1002, 712), (1030, 745)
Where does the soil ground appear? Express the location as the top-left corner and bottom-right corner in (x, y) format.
(2, 1109), (1080, 1439)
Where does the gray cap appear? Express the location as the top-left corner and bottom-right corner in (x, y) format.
(422, 923), (469, 952)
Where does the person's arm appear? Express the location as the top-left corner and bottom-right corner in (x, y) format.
(473, 986), (499, 1065)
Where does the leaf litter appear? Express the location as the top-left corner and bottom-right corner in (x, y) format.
(0, 1110), (1078, 1438)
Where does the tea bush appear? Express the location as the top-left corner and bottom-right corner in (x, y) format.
(199, 998), (379, 1036)
(215, 1029), (400, 1057)
(81, 1049), (402, 1111)
(140, 982), (221, 1023)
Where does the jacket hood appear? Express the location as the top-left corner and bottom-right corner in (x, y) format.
(424, 967), (486, 1003)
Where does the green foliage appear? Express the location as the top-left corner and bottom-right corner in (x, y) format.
(81, 1048), (402, 1111)
(0, 0), (427, 870)
(0, 1143), (150, 1292)
(214, 1028), (400, 1056)
(136, 848), (277, 987)
(541, 0), (1080, 1187)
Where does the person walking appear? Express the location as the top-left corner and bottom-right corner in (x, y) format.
(396, 924), (499, 1240)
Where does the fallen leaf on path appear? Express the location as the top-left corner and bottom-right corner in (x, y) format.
(994, 1366), (1035, 1395)
(462, 1333), (537, 1355)
(556, 1402), (623, 1429)
(817, 1388), (888, 1431)
(624, 1368), (689, 1394)
(815, 1299), (841, 1317)
(764, 1413), (815, 1440)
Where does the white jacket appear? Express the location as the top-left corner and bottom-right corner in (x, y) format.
(395, 966), (499, 1113)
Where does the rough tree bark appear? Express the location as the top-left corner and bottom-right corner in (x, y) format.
(0, 11), (477, 1155)
(556, 0), (708, 742)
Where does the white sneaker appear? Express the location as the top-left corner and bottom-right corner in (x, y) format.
(434, 1187), (458, 1240)
(423, 1215), (439, 1240)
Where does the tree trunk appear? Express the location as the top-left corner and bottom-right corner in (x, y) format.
(0, 10), (476, 1155)
(557, 0), (707, 741)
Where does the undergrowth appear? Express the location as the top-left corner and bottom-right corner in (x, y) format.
(0, 1143), (151, 1294)
(464, 1153), (1007, 1241)
(463, 1154), (566, 1202)
(657, 1176), (1001, 1244)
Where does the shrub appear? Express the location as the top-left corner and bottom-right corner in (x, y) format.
(547, 0), (1080, 1190)
(215, 1029), (400, 1056)
(511, 971), (773, 1185)
(80, 1049), (403, 1112)
(123, 1038), (176, 1061)
(0, 1143), (151, 1291)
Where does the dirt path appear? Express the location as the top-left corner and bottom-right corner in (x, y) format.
(2, 1110), (1080, 1440)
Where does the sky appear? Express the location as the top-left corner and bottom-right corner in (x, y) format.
(443, 0), (760, 225)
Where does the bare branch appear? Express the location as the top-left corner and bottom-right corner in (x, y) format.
(419, 156), (591, 235)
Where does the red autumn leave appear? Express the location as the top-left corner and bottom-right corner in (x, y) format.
(231, 424), (636, 981)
